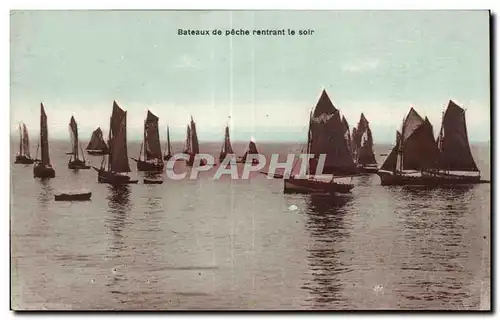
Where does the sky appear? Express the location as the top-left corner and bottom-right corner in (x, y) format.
(10, 10), (490, 143)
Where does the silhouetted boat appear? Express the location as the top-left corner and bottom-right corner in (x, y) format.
(341, 115), (353, 159)
(219, 125), (236, 163)
(377, 102), (482, 186)
(67, 116), (90, 169)
(144, 178), (163, 184)
(186, 116), (207, 166)
(54, 190), (92, 201)
(352, 113), (378, 173)
(284, 90), (356, 194)
(86, 127), (109, 155)
(163, 126), (173, 161)
(238, 140), (260, 164)
(131, 110), (164, 172)
(93, 101), (137, 184)
(33, 104), (55, 178)
(14, 122), (35, 164)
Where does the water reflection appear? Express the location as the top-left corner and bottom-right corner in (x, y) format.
(36, 178), (53, 208)
(105, 185), (132, 256)
(394, 186), (474, 309)
(301, 194), (352, 309)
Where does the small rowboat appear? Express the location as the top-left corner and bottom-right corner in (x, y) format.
(144, 178), (163, 184)
(55, 190), (92, 201)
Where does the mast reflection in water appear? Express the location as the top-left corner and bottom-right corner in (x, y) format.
(301, 194), (353, 309)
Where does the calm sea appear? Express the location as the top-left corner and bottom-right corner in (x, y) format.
(10, 140), (491, 310)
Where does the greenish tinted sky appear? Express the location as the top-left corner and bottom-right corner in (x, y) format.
(10, 10), (490, 142)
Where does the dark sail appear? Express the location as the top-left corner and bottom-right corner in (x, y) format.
(380, 131), (401, 172)
(437, 100), (479, 172)
(69, 116), (79, 157)
(308, 90), (356, 175)
(190, 116), (200, 155)
(220, 125), (234, 155)
(401, 117), (440, 171)
(144, 110), (162, 160)
(86, 127), (108, 152)
(242, 140), (259, 161)
(166, 126), (172, 155)
(18, 124), (22, 155)
(40, 103), (51, 165)
(184, 125), (191, 154)
(22, 123), (30, 157)
(353, 113), (377, 165)
(108, 101), (131, 173)
(341, 115), (352, 156)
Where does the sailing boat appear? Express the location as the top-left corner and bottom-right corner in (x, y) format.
(33, 103), (55, 178)
(377, 107), (441, 186)
(238, 140), (260, 164)
(86, 127), (109, 155)
(352, 113), (378, 173)
(341, 115), (353, 159)
(219, 125), (235, 163)
(186, 116), (206, 166)
(14, 122), (35, 164)
(92, 101), (137, 184)
(67, 116), (90, 169)
(131, 110), (164, 172)
(163, 126), (173, 161)
(425, 100), (481, 183)
(183, 125), (191, 155)
(284, 90), (356, 194)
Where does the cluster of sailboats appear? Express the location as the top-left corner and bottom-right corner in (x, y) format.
(14, 89), (487, 195)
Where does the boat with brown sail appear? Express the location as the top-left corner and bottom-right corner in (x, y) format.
(33, 103), (56, 178)
(92, 101), (137, 184)
(131, 110), (164, 172)
(284, 90), (357, 194)
(237, 140), (260, 165)
(352, 113), (378, 173)
(67, 116), (90, 169)
(163, 126), (173, 161)
(219, 125), (236, 163)
(341, 115), (353, 159)
(14, 122), (35, 164)
(377, 102), (485, 186)
(86, 127), (109, 155)
(186, 116), (207, 166)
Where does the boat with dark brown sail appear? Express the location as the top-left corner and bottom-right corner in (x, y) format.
(186, 116), (207, 166)
(92, 101), (137, 184)
(352, 113), (378, 173)
(33, 103), (55, 178)
(131, 110), (164, 172)
(377, 107), (442, 186)
(67, 116), (90, 169)
(219, 125), (236, 163)
(237, 140), (260, 164)
(86, 127), (109, 155)
(163, 126), (173, 161)
(341, 115), (353, 159)
(284, 90), (356, 194)
(14, 122), (35, 164)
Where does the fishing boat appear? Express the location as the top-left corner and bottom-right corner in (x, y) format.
(33, 103), (55, 178)
(131, 110), (164, 172)
(352, 113), (378, 173)
(54, 190), (92, 201)
(163, 126), (173, 161)
(86, 127), (109, 155)
(219, 125), (236, 163)
(186, 116), (207, 166)
(93, 101), (138, 184)
(67, 116), (90, 169)
(144, 178), (163, 184)
(14, 122), (35, 164)
(284, 90), (357, 194)
(377, 106), (465, 186)
(238, 140), (260, 164)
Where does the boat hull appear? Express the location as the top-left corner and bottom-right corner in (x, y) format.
(68, 159), (91, 170)
(55, 192), (91, 201)
(378, 170), (481, 186)
(94, 167), (138, 184)
(357, 165), (379, 174)
(133, 158), (164, 172)
(86, 150), (107, 155)
(144, 179), (163, 184)
(15, 155), (35, 164)
(33, 163), (55, 178)
(284, 178), (354, 194)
